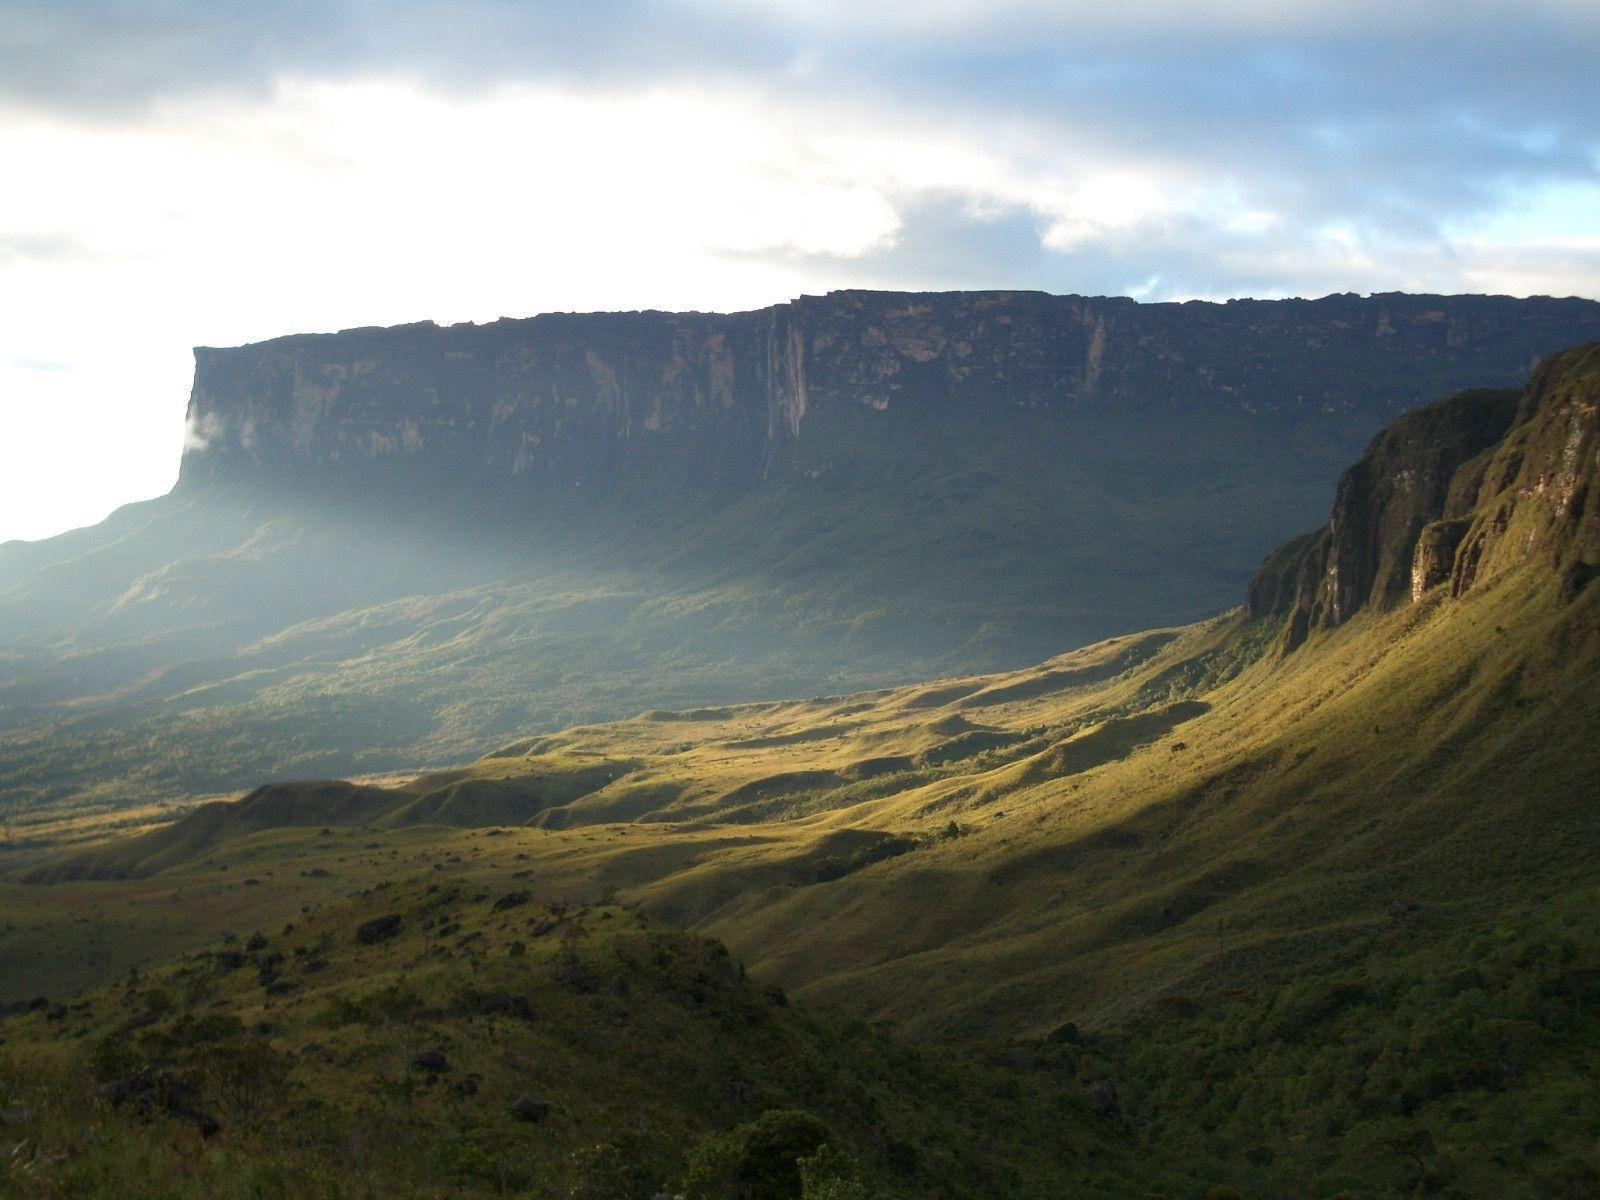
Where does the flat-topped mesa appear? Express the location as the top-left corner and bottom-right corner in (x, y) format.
(177, 290), (1600, 498)
(1248, 339), (1600, 651)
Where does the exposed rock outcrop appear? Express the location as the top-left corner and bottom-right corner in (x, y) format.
(177, 290), (1600, 499)
(1250, 341), (1600, 650)
(1450, 342), (1600, 597)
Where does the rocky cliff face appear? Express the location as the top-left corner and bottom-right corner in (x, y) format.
(178, 290), (1600, 496)
(1450, 342), (1600, 600)
(1249, 340), (1600, 649)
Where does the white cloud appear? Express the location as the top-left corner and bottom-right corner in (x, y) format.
(184, 410), (223, 453)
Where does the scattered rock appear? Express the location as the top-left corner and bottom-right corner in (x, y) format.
(479, 992), (533, 1019)
(1084, 1079), (1120, 1118)
(355, 914), (402, 944)
(412, 1049), (450, 1074)
(102, 1068), (220, 1136)
(508, 1094), (550, 1123)
(1048, 1021), (1082, 1045)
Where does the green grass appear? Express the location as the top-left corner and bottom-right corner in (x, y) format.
(0, 886), (1160, 1199)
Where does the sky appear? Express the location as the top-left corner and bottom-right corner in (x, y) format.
(2, 2), (1599, 544)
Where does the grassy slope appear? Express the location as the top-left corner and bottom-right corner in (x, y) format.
(0, 885), (1157, 1200)
(13, 559), (1597, 1032)
(5, 563), (1595, 1197)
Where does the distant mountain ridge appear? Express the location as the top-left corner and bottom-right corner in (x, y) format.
(43, 341), (1600, 877)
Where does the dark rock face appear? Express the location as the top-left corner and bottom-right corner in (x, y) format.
(178, 290), (1600, 500)
(1411, 518), (1474, 602)
(1248, 388), (1520, 648)
(1451, 342), (1600, 596)
(1250, 340), (1600, 649)
(1320, 389), (1522, 620)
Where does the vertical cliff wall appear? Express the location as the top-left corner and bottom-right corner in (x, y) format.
(1247, 339), (1600, 652)
(178, 290), (1600, 497)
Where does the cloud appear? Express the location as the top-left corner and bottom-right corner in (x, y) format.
(184, 410), (222, 453)
(0, 2), (787, 115)
(739, 184), (1600, 303)
(9, 1), (1592, 249)
(0, 232), (103, 266)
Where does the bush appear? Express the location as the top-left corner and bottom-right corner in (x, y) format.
(90, 1034), (144, 1082)
(684, 1110), (835, 1200)
(798, 1145), (868, 1200)
(567, 1141), (645, 1200)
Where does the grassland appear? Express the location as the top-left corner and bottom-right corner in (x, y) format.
(0, 885), (1169, 1199)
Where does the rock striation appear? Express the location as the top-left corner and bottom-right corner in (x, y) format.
(178, 290), (1600, 498)
(1449, 342), (1600, 600)
(1249, 340), (1600, 649)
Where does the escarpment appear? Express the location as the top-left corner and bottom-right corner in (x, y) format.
(1250, 340), (1600, 650)
(177, 290), (1600, 500)
(1450, 342), (1600, 598)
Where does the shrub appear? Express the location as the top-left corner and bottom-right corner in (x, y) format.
(684, 1110), (835, 1200)
(798, 1145), (868, 1200)
(90, 1034), (144, 1082)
